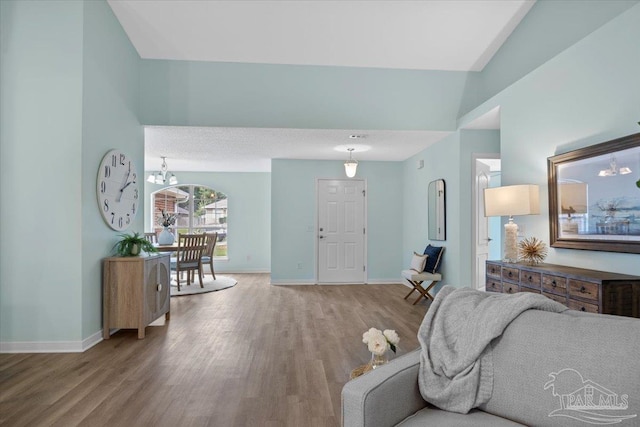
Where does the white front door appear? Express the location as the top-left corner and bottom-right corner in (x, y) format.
(317, 179), (366, 284)
(473, 159), (492, 290)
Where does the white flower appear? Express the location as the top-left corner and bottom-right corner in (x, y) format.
(383, 330), (399, 345)
(362, 327), (382, 344)
(367, 333), (388, 356)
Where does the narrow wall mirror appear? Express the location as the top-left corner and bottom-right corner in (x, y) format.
(428, 179), (446, 240)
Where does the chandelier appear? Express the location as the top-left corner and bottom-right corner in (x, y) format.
(147, 156), (178, 185)
(598, 154), (631, 177)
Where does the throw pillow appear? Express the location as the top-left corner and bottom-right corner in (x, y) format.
(410, 252), (428, 273)
(423, 244), (445, 274)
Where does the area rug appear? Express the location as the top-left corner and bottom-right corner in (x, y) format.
(170, 275), (237, 297)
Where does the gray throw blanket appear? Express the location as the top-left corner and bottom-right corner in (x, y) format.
(418, 285), (567, 414)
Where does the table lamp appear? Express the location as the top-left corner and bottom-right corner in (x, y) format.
(484, 184), (540, 263)
(559, 182), (588, 233)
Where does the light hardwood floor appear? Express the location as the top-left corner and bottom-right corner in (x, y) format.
(0, 274), (428, 426)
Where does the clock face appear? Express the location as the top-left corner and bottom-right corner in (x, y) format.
(96, 150), (139, 231)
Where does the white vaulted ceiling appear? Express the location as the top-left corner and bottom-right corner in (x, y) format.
(108, 1), (531, 171)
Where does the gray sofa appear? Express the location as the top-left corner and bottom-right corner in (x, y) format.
(342, 309), (640, 426)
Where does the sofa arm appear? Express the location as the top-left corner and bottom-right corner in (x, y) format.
(342, 349), (427, 427)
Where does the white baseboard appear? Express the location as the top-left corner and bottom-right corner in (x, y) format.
(270, 279), (316, 285)
(366, 280), (403, 285)
(0, 330), (104, 354)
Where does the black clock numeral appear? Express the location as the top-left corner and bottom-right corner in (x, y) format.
(132, 173), (136, 182)
(120, 153), (126, 166)
(103, 199), (109, 212)
(126, 214), (131, 225)
(100, 181), (106, 193)
(111, 212), (115, 224)
(111, 154), (117, 167)
(118, 216), (123, 228)
(134, 189), (138, 199)
(132, 203), (136, 214)
(104, 165), (111, 178)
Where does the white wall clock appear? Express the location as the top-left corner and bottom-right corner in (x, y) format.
(96, 149), (139, 230)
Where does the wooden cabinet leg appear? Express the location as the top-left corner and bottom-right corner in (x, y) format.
(138, 328), (145, 339)
(165, 311), (170, 321)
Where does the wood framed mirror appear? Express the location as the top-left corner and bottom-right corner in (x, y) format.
(428, 179), (446, 241)
(548, 132), (640, 254)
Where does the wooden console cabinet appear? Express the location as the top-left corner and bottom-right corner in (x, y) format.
(486, 261), (640, 318)
(103, 253), (171, 339)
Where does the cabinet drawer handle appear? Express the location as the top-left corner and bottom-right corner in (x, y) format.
(581, 307), (586, 311)
(508, 272), (513, 277)
(157, 283), (162, 292)
(552, 281), (557, 287)
(528, 275), (532, 282)
(507, 288), (513, 293)
(580, 286), (586, 293)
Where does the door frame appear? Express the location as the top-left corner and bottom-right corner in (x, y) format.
(315, 178), (368, 284)
(471, 154), (500, 291)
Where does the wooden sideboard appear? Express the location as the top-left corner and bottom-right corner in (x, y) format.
(103, 253), (171, 339)
(486, 261), (640, 318)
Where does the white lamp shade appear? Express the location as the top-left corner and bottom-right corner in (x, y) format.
(344, 160), (358, 178)
(484, 184), (540, 217)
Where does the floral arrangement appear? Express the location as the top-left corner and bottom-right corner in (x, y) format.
(518, 237), (547, 265)
(362, 328), (399, 356)
(158, 210), (176, 228)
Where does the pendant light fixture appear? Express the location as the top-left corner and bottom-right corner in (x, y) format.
(344, 148), (358, 178)
(598, 154), (632, 177)
(147, 156), (178, 185)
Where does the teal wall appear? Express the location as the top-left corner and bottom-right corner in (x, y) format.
(470, 0), (639, 114)
(144, 172), (271, 273)
(402, 134), (461, 288)
(271, 160), (403, 283)
(460, 3), (640, 276)
(0, 0), (141, 347)
(139, 59), (468, 131)
(81, 0), (143, 339)
(1, 0), (85, 343)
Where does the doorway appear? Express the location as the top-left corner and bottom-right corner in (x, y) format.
(317, 179), (366, 284)
(472, 155), (501, 290)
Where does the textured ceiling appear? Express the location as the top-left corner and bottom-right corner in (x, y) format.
(144, 127), (452, 172)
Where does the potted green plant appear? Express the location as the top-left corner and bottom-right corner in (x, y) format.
(113, 232), (158, 257)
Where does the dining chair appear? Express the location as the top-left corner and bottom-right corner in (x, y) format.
(200, 232), (218, 280)
(144, 232), (157, 244)
(171, 233), (207, 291)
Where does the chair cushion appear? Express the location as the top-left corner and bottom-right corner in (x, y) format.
(397, 406), (524, 426)
(423, 244), (445, 273)
(401, 270), (441, 282)
(410, 252), (428, 273)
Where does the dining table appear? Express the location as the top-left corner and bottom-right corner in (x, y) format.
(154, 243), (179, 252)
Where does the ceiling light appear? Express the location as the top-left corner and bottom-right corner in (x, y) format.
(147, 156), (178, 185)
(344, 148), (358, 178)
(598, 154), (632, 177)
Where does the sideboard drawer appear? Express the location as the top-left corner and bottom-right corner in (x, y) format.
(519, 286), (541, 294)
(503, 282), (519, 294)
(569, 280), (599, 302)
(520, 271), (542, 289)
(543, 291), (567, 305)
(486, 278), (502, 293)
(486, 262), (501, 278)
(542, 274), (567, 295)
(568, 299), (599, 314)
(502, 267), (520, 283)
